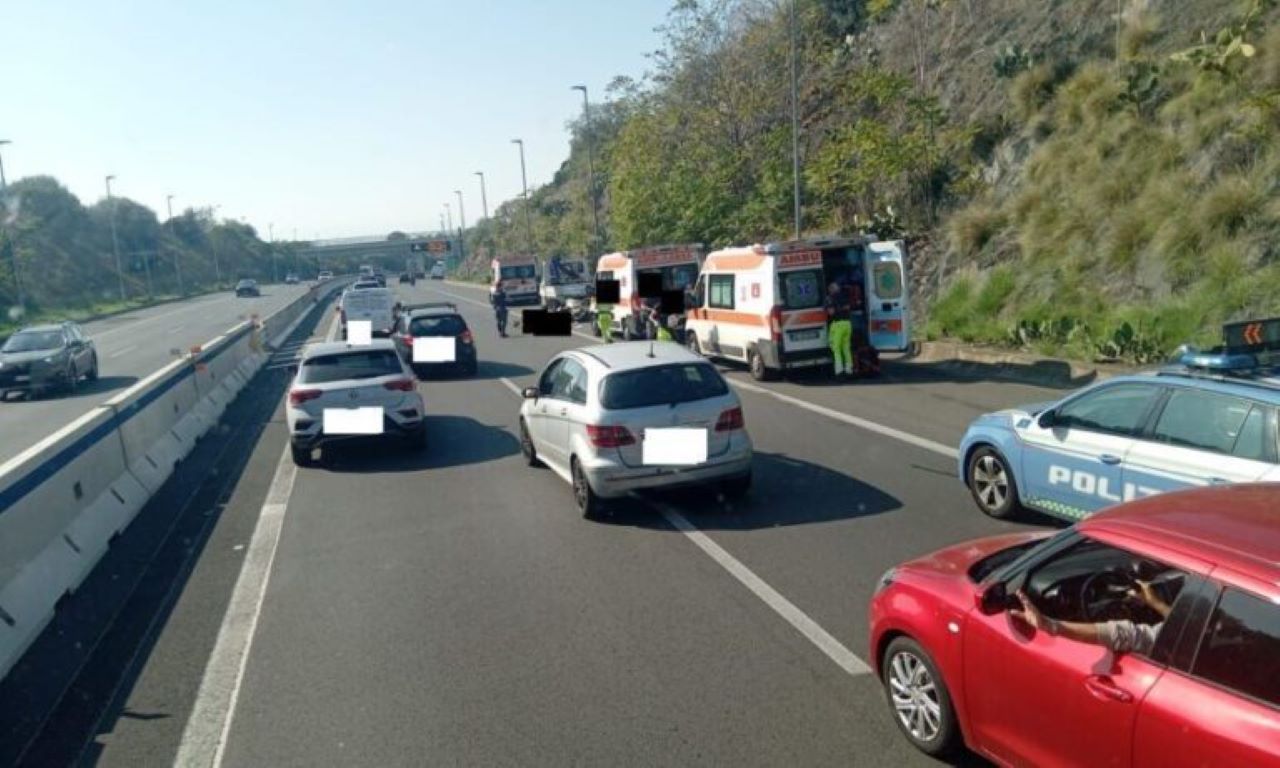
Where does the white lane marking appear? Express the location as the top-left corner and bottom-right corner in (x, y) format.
(657, 503), (872, 676)
(170, 325), (185, 334)
(176, 295), (334, 766)
(175, 444), (297, 768)
(729, 379), (959, 459)
(325, 312), (340, 342)
(107, 345), (136, 359)
(495, 376), (871, 678)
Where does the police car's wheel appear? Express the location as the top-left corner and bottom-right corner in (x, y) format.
(882, 637), (960, 758)
(968, 447), (1021, 520)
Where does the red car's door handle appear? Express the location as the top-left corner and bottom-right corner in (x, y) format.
(1084, 675), (1134, 703)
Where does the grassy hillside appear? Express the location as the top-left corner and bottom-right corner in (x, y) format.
(927, 1), (1280, 361)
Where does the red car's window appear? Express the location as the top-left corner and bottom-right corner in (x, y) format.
(1191, 588), (1280, 707)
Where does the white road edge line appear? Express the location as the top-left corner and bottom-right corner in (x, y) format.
(175, 311), (337, 768)
(496, 375), (871, 678)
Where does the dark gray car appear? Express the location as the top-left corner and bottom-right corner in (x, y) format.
(0, 322), (99, 399)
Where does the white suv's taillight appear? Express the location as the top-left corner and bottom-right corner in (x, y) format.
(383, 378), (415, 392)
(289, 388), (321, 406)
(586, 424), (635, 448)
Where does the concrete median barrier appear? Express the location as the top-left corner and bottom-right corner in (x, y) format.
(0, 408), (148, 680)
(0, 278), (348, 682)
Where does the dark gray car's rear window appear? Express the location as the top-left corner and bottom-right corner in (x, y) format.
(409, 315), (467, 336)
(301, 350), (402, 383)
(600, 363), (728, 410)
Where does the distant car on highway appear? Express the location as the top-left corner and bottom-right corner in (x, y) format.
(869, 482), (1280, 765)
(286, 339), (426, 465)
(285, 273), (299, 285)
(518, 342), (753, 518)
(0, 321), (99, 399)
(317, 270), (334, 282)
(235, 279), (261, 297)
(430, 262), (446, 280)
(398, 272), (415, 285)
(391, 302), (477, 377)
(958, 319), (1280, 523)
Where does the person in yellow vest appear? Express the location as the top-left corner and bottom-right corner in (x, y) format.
(825, 282), (853, 377)
(595, 298), (615, 343)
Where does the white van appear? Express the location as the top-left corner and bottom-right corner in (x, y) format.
(430, 261), (446, 280)
(684, 236), (910, 380)
(594, 244), (703, 339)
(339, 286), (397, 340)
(490, 254), (540, 306)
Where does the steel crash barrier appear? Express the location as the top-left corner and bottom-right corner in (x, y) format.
(0, 279), (348, 681)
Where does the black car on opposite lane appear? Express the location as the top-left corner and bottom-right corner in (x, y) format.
(235, 279), (261, 297)
(0, 321), (99, 399)
(390, 303), (478, 377)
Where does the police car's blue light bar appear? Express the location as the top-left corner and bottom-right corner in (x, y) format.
(1178, 350), (1259, 372)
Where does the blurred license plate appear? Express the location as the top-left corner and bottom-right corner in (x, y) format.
(790, 329), (820, 340)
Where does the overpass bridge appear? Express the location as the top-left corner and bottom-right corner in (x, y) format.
(296, 233), (463, 273)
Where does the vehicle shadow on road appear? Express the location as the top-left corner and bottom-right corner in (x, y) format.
(316, 414), (519, 473)
(597, 450), (902, 531)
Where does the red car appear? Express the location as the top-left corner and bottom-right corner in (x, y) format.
(869, 483), (1280, 766)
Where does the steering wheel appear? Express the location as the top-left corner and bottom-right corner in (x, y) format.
(1080, 568), (1138, 622)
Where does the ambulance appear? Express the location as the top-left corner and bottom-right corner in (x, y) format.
(490, 254), (540, 306)
(594, 244), (704, 339)
(684, 236), (910, 380)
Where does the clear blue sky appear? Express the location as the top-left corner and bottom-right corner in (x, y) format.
(3, 0), (672, 240)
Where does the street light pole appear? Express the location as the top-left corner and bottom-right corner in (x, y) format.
(210, 204), (223, 285)
(511, 139), (534, 256)
(789, 0), (802, 240)
(571, 85), (602, 256)
(167, 194), (185, 295)
(474, 171), (489, 220)
(106, 175), (126, 302)
(454, 189), (467, 269)
(444, 203), (452, 233)
(269, 222), (277, 283)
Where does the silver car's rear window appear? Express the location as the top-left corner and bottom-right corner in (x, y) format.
(600, 363), (728, 410)
(301, 350), (402, 383)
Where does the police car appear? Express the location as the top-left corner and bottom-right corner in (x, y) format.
(958, 318), (1280, 521)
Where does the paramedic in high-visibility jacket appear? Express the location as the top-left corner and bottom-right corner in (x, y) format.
(825, 282), (853, 377)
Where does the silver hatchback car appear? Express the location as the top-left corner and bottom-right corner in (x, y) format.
(519, 342), (753, 517)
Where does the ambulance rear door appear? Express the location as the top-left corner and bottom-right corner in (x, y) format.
(864, 240), (910, 352)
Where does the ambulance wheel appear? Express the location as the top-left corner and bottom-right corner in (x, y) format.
(748, 347), (777, 381)
(685, 331), (701, 356)
(967, 447), (1022, 520)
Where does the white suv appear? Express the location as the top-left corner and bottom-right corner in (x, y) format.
(286, 339), (426, 465)
(518, 342), (753, 517)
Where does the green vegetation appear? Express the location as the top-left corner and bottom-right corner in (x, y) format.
(0, 176), (303, 328)
(933, 0), (1280, 361)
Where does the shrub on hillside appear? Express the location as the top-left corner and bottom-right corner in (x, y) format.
(946, 203), (1006, 257)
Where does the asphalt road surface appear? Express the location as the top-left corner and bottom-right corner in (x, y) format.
(0, 280), (1075, 767)
(0, 284), (313, 466)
